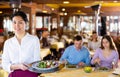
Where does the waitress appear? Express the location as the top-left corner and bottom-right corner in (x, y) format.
(2, 11), (41, 77)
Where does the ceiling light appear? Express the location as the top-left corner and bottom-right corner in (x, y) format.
(0, 11), (2, 14)
(77, 10), (81, 12)
(62, 8), (65, 11)
(63, 1), (70, 4)
(64, 12), (67, 15)
(42, 10), (47, 13)
(84, 6), (91, 8)
(113, 1), (118, 3)
(52, 8), (55, 11)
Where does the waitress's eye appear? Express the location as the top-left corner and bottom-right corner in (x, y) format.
(12, 21), (16, 24)
(19, 22), (23, 24)
(18, 21), (24, 25)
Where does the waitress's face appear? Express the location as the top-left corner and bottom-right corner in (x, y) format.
(12, 16), (26, 35)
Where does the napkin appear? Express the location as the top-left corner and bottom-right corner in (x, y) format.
(112, 68), (120, 75)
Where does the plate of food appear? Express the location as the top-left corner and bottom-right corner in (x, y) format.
(98, 67), (110, 71)
(66, 64), (77, 68)
(29, 60), (65, 73)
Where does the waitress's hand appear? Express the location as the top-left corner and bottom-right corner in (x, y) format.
(10, 63), (29, 71)
(19, 64), (29, 71)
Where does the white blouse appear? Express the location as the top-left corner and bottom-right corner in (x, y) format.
(88, 41), (101, 51)
(2, 33), (41, 72)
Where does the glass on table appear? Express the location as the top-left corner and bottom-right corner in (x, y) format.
(60, 59), (68, 68)
(112, 58), (117, 70)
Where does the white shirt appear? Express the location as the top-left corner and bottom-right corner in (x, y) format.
(2, 33), (41, 72)
(88, 40), (101, 51)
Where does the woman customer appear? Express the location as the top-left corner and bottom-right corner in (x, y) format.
(88, 31), (101, 51)
(2, 11), (41, 77)
(91, 35), (119, 69)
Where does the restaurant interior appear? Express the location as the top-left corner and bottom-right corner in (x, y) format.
(0, 0), (120, 77)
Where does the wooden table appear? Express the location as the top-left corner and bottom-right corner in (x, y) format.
(0, 67), (119, 77)
(0, 69), (8, 77)
(41, 68), (119, 77)
(0, 52), (8, 77)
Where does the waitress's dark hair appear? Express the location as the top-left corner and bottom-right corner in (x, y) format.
(11, 11), (28, 23)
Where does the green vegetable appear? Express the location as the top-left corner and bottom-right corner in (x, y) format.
(99, 67), (108, 70)
(38, 62), (47, 68)
(66, 64), (76, 68)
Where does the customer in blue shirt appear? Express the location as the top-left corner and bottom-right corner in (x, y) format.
(60, 35), (90, 66)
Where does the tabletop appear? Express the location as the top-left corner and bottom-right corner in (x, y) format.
(41, 67), (119, 77)
(0, 67), (119, 77)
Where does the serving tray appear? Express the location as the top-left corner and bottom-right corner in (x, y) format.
(29, 60), (65, 73)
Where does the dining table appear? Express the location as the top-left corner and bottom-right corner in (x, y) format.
(0, 66), (120, 77)
(0, 52), (8, 77)
(0, 69), (8, 77)
(40, 67), (119, 77)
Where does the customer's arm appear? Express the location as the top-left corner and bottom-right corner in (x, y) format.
(85, 49), (91, 65)
(59, 47), (69, 63)
(91, 48), (100, 65)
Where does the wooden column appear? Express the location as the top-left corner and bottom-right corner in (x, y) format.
(30, 4), (37, 35)
(22, 3), (37, 35)
(57, 13), (63, 38)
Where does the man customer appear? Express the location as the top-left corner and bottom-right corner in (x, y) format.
(60, 35), (91, 66)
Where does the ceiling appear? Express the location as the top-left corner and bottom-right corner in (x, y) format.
(0, 0), (120, 16)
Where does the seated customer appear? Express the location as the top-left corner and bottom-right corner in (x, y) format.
(88, 31), (101, 51)
(0, 29), (5, 53)
(60, 35), (91, 66)
(91, 35), (119, 69)
(36, 28), (50, 48)
(41, 28), (50, 48)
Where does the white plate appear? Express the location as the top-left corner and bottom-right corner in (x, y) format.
(29, 61), (64, 73)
